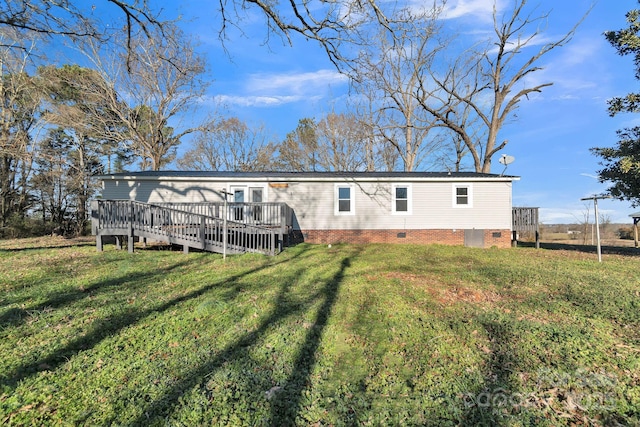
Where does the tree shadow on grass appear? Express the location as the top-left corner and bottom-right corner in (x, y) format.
(128, 247), (359, 426)
(460, 315), (521, 426)
(517, 241), (640, 257)
(0, 248), (313, 390)
(268, 256), (351, 424)
(0, 260), (192, 330)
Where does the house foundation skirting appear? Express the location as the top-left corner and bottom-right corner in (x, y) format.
(300, 229), (512, 248)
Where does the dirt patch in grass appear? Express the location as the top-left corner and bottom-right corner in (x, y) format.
(439, 286), (502, 305)
(380, 271), (503, 306)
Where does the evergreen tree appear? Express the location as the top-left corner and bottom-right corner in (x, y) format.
(592, 3), (640, 205)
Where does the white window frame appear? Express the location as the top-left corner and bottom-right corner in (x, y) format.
(453, 184), (473, 208)
(392, 183), (412, 215)
(227, 184), (267, 203)
(227, 184), (268, 221)
(335, 184), (355, 215)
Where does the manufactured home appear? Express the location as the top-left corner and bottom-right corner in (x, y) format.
(92, 171), (519, 254)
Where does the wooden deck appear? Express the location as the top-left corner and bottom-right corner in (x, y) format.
(512, 207), (540, 248)
(91, 200), (292, 256)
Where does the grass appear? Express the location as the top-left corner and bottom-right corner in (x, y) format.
(1, 236), (639, 426)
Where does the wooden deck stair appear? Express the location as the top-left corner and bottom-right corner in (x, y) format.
(92, 200), (290, 256)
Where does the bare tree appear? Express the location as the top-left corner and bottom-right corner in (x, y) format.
(431, 101), (486, 172)
(275, 111), (398, 172)
(351, 7), (446, 171)
(314, 112), (371, 171)
(0, 0), (165, 66)
(352, 96), (399, 171)
(575, 203), (592, 245)
(217, 0), (395, 69)
(0, 0), (402, 75)
(599, 212), (612, 240)
(177, 117), (277, 172)
(418, 0), (585, 173)
(277, 118), (321, 172)
(81, 22), (209, 170)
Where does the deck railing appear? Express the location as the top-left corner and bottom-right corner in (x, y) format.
(151, 202), (292, 229)
(512, 207), (540, 248)
(93, 200), (290, 255)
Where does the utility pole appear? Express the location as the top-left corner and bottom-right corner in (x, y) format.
(580, 194), (612, 262)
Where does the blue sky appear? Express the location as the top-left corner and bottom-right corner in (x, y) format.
(144, 0), (638, 224)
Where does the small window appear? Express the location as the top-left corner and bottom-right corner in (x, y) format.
(233, 188), (245, 220)
(250, 188), (263, 221)
(453, 184), (473, 208)
(335, 185), (355, 215)
(251, 188), (263, 203)
(392, 184), (411, 214)
(338, 187), (351, 212)
(456, 187), (468, 205)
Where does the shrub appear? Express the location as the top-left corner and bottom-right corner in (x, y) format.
(618, 227), (634, 240)
(0, 215), (55, 238)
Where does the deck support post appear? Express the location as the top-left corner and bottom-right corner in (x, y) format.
(128, 201), (134, 253)
(96, 235), (103, 252)
(221, 189), (230, 260)
(200, 216), (206, 250)
(270, 232), (275, 256)
(280, 205), (286, 252)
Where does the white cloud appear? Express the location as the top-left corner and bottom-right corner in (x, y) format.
(215, 69), (348, 108)
(539, 208), (581, 224)
(215, 94), (321, 107)
(245, 69), (348, 94)
(511, 34), (609, 105)
(513, 190), (551, 206)
(580, 173), (599, 180)
(540, 206), (634, 225)
(439, 0), (503, 21)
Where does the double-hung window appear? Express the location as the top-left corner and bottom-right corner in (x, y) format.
(453, 184), (472, 208)
(392, 184), (411, 214)
(335, 184), (355, 215)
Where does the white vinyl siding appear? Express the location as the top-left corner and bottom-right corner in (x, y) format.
(100, 178), (513, 231)
(453, 184), (473, 208)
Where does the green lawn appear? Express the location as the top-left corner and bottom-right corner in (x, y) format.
(1, 237), (639, 426)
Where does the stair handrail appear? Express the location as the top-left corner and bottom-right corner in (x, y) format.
(95, 200), (280, 255)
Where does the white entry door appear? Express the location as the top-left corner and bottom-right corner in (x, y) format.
(230, 186), (264, 203)
(250, 187), (263, 222)
(230, 187), (245, 220)
(229, 186), (265, 222)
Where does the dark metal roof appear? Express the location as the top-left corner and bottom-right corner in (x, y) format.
(99, 170), (519, 180)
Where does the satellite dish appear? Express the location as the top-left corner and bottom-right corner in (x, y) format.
(499, 154), (515, 175)
(499, 154), (515, 165)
